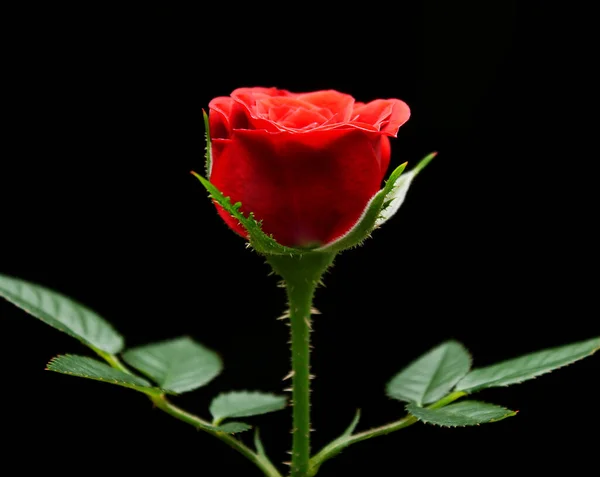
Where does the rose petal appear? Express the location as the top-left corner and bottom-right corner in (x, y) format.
(352, 100), (393, 128)
(232, 88), (296, 132)
(380, 99), (411, 136)
(280, 106), (330, 129)
(210, 128), (384, 247)
(257, 96), (322, 125)
(376, 135), (391, 177)
(297, 90), (355, 122)
(352, 99), (410, 136)
(208, 97), (235, 139)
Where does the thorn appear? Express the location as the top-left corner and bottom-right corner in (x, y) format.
(282, 462), (291, 466)
(304, 317), (312, 329)
(277, 310), (291, 321)
(284, 387), (293, 392)
(309, 374), (316, 380)
(311, 307), (321, 315)
(282, 370), (295, 381)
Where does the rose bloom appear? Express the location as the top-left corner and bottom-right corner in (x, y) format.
(207, 87), (410, 248)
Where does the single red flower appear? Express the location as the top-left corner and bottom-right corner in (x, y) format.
(207, 87), (410, 248)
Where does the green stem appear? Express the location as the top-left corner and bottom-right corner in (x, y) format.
(266, 252), (336, 477)
(97, 351), (282, 477)
(308, 391), (467, 476)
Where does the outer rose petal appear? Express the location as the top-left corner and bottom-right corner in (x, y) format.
(381, 99), (411, 136)
(208, 97), (235, 139)
(352, 99), (410, 136)
(230, 94), (281, 132)
(210, 129), (384, 247)
(230, 87), (295, 132)
(376, 135), (391, 177)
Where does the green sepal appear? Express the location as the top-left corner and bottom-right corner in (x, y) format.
(191, 171), (305, 256)
(317, 152), (436, 254)
(203, 109), (212, 177)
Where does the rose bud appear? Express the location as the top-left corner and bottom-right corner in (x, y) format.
(206, 87), (411, 249)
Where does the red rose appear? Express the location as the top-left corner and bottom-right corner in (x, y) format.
(207, 87), (410, 248)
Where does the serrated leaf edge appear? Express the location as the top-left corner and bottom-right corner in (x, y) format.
(45, 354), (163, 394)
(214, 421), (253, 434)
(455, 337), (600, 393)
(406, 401), (518, 428)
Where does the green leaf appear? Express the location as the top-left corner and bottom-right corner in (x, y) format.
(209, 391), (288, 425)
(217, 422), (252, 434)
(0, 274), (123, 354)
(46, 354), (159, 393)
(407, 401), (517, 427)
(318, 152), (436, 254)
(456, 336), (600, 393)
(386, 340), (471, 406)
(122, 336), (223, 394)
(203, 109), (212, 177)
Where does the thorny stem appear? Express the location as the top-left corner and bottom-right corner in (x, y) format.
(307, 391), (467, 476)
(97, 351), (283, 477)
(266, 252), (336, 477)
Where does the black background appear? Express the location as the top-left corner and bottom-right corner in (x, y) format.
(1, 3), (598, 476)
